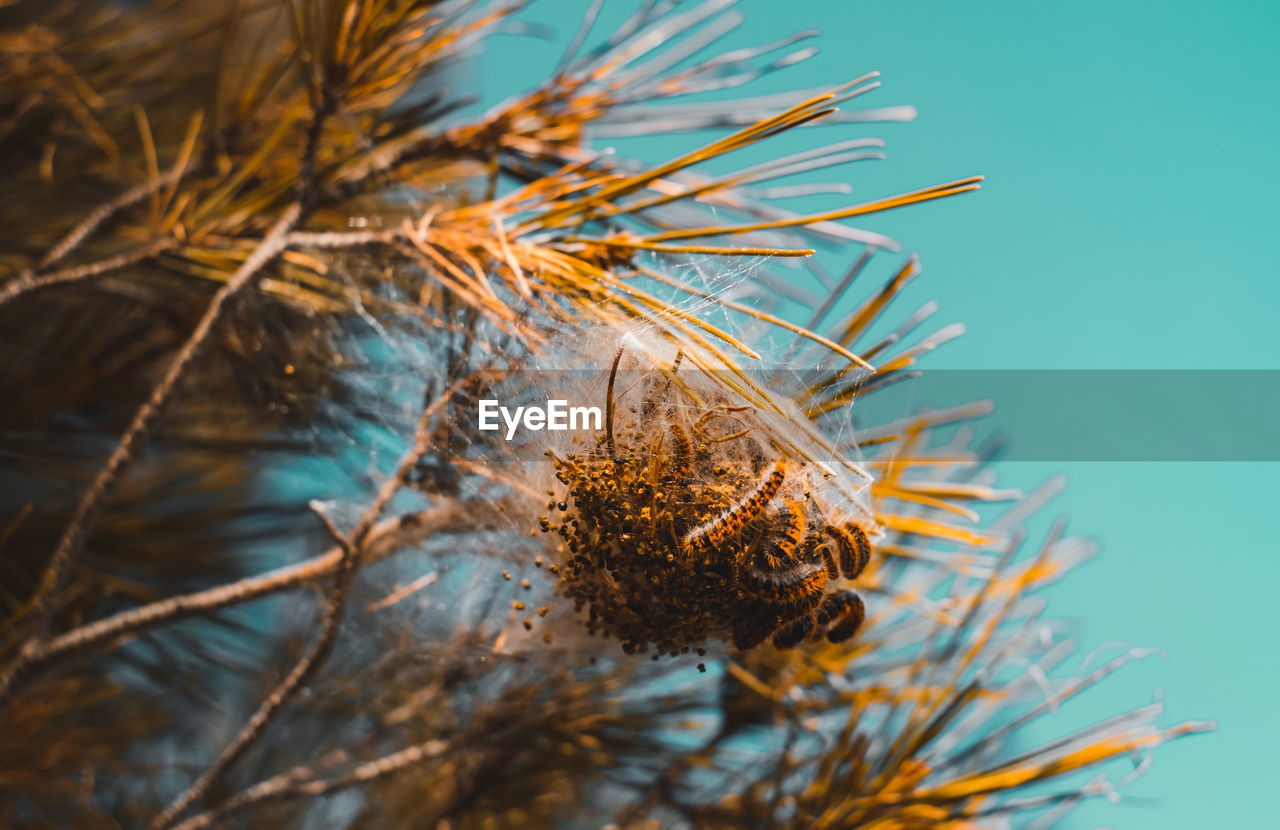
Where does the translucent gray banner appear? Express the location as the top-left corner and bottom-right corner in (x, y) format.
(845, 369), (1280, 461)
(448, 369), (1280, 462)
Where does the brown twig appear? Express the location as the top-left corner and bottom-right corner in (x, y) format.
(177, 673), (456, 830)
(149, 500), (360, 829)
(8, 505), (485, 690)
(170, 737), (453, 830)
(150, 374), (471, 828)
(36, 168), (184, 271)
(286, 229), (400, 248)
(0, 202), (303, 707)
(0, 237), (179, 308)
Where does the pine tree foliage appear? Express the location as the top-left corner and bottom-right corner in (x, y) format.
(0, 2), (1209, 827)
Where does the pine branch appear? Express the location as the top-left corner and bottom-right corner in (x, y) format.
(9, 504), (489, 690)
(0, 202), (303, 706)
(170, 737), (454, 830)
(36, 167), (184, 272)
(151, 372), (472, 828)
(0, 236), (179, 308)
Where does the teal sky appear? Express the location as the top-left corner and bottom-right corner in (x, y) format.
(480, 1), (1279, 825)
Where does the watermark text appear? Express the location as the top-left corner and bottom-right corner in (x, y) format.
(478, 399), (602, 440)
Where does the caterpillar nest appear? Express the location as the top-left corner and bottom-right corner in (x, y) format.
(540, 346), (875, 657)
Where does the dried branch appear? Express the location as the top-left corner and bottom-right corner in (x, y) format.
(286, 229), (399, 248)
(35, 167), (184, 272)
(11, 504), (489, 690)
(0, 237), (179, 308)
(170, 737), (453, 830)
(150, 374), (469, 828)
(178, 674), (454, 830)
(0, 202), (303, 706)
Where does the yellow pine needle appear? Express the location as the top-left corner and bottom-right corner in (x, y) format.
(565, 238), (816, 257)
(877, 514), (996, 547)
(896, 482), (1021, 501)
(842, 434), (902, 449)
(395, 239), (515, 329)
(366, 572), (438, 613)
(839, 254), (923, 346)
(635, 266), (875, 371)
(407, 229), (499, 302)
(857, 454), (977, 466)
(519, 244), (764, 361)
(806, 318), (959, 415)
(875, 532), (1063, 785)
(132, 106), (160, 228)
(725, 661), (779, 701)
(192, 113), (301, 223)
(645, 177), (984, 243)
(159, 192), (194, 236)
(593, 168), (757, 219)
(873, 484), (981, 521)
(608, 286), (764, 362)
(490, 216), (532, 299)
(925, 728), (1184, 802)
(523, 86), (847, 230)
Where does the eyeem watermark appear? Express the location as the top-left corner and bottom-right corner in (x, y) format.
(478, 399), (603, 440)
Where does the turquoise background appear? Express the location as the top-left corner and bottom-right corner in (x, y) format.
(480, 1), (1279, 825)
